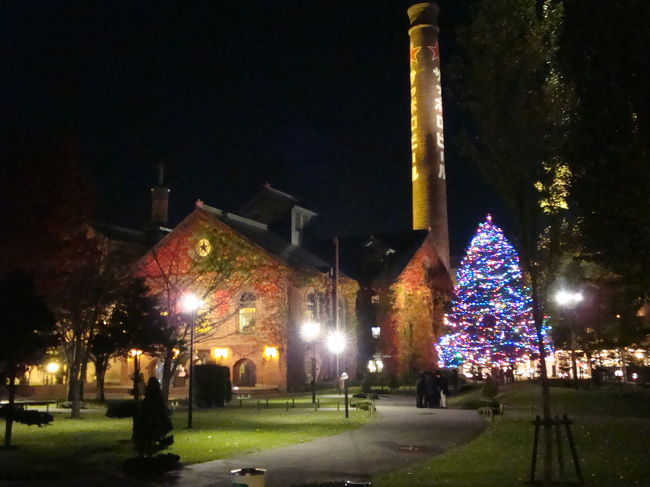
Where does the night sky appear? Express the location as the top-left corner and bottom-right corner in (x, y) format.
(2, 0), (499, 258)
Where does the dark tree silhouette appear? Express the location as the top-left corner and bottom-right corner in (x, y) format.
(89, 278), (171, 402)
(132, 378), (173, 458)
(0, 273), (58, 448)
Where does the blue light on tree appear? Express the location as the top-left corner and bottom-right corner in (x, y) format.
(437, 215), (552, 369)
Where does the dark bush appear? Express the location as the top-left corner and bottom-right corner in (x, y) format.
(0, 405), (53, 426)
(15, 410), (53, 426)
(482, 376), (499, 400)
(194, 364), (231, 408)
(132, 378), (174, 458)
(106, 400), (138, 418)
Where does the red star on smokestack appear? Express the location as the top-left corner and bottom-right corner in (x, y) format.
(427, 42), (440, 61)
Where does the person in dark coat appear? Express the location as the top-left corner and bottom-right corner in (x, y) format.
(423, 371), (440, 408)
(415, 372), (426, 408)
(434, 370), (449, 408)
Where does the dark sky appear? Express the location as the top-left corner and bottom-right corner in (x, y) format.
(2, 0), (499, 258)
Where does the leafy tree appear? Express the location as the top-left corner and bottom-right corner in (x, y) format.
(52, 234), (120, 417)
(0, 273), (58, 448)
(0, 131), (99, 419)
(89, 278), (172, 402)
(453, 0), (566, 481)
(0, 131), (92, 279)
(558, 0), (650, 304)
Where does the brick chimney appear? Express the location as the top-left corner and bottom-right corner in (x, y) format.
(408, 2), (450, 270)
(150, 164), (170, 226)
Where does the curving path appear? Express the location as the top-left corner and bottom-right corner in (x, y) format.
(161, 395), (486, 487)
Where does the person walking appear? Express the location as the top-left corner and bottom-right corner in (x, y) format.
(415, 372), (426, 408)
(434, 370), (449, 408)
(423, 371), (440, 408)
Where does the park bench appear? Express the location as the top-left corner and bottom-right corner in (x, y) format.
(0, 400), (56, 412)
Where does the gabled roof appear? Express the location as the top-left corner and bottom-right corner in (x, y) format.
(197, 202), (329, 273)
(314, 229), (452, 293)
(92, 221), (149, 245)
(330, 230), (430, 285)
(238, 183), (299, 225)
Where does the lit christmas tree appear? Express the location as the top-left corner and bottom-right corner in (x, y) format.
(437, 215), (551, 370)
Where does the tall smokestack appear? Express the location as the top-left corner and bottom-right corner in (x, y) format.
(408, 2), (449, 269)
(150, 164), (170, 226)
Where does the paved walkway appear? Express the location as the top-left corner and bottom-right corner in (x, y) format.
(160, 396), (486, 487)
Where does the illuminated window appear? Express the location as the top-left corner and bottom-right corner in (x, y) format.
(371, 326), (381, 339)
(338, 298), (346, 330)
(371, 295), (380, 304)
(306, 291), (324, 321)
(239, 292), (256, 332)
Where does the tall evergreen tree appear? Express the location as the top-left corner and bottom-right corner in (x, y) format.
(438, 217), (550, 370)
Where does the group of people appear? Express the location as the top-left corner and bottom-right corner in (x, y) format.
(416, 370), (449, 408)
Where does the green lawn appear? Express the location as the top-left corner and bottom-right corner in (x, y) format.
(374, 383), (650, 487)
(0, 402), (371, 482)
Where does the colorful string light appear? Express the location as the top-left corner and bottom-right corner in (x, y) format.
(437, 216), (552, 369)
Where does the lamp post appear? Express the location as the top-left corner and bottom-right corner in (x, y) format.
(129, 349), (143, 401)
(180, 293), (203, 429)
(327, 330), (346, 394)
(340, 372), (349, 418)
(301, 321), (320, 404)
(555, 290), (583, 383)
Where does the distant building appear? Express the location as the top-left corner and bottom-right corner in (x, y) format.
(132, 192), (358, 391)
(332, 231), (452, 382)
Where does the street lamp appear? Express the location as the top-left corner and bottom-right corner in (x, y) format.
(327, 331), (346, 394)
(129, 349), (143, 400)
(180, 293), (203, 429)
(555, 290), (583, 383)
(45, 362), (60, 385)
(326, 331), (346, 355)
(301, 321), (320, 403)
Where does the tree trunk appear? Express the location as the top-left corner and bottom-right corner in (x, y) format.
(161, 348), (174, 402)
(531, 281), (553, 485)
(79, 357), (89, 402)
(69, 333), (85, 418)
(3, 372), (16, 449)
(95, 358), (107, 402)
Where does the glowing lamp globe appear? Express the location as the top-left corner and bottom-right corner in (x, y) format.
(326, 331), (346, 355)
(301, 321), (320, 342)
(46, 362), (60, 374)
(181, 293), (203, 313)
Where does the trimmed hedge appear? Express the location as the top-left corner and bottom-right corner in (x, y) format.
(194, 364), (232, 408)
(106, 399), (137, 418)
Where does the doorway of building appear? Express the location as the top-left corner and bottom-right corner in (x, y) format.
(233, 358), (256, 387)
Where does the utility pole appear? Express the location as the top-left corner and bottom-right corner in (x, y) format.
(333, 237), (340, 378)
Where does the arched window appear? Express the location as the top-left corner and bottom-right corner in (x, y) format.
(305, 291), (322, 321)
(239, 292), (256, 332)
(337, 297), (346, 330)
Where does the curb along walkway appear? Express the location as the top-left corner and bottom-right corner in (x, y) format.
(161, 396), (486, 487)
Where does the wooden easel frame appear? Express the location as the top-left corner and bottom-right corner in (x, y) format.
(530, 414), (584, 485)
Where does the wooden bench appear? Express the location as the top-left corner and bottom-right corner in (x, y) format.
(0, 400), (57, 412)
